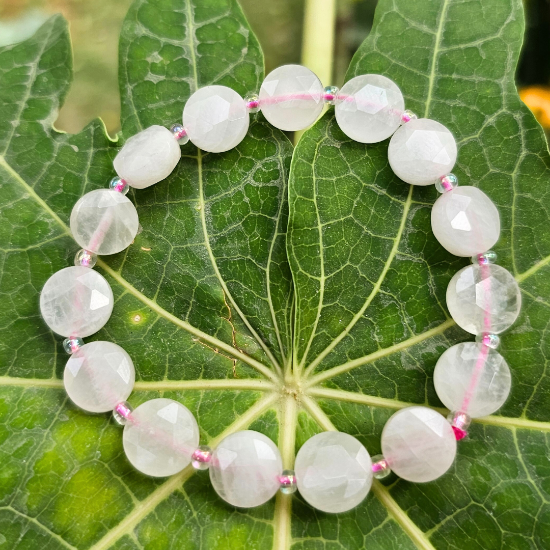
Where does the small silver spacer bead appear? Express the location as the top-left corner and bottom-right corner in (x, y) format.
(279, 469), (297, 494)
(170, 123), (190, 144)
(244, 93), (261, 113)
(371, 454), (391, 480)
(62, 337), (84, 354)
(191, 445), (212, 470)
(323, 85), (339, 105)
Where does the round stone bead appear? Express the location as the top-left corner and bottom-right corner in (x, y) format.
(64, 341), (135, 413)
(381, 407), (457, 483)
(40, 266), (113, 337)
(209, 430), (283, 508)
(335, 74), (404, 143)
(123, 398), (200, 477)
(434, 342), (511, 417)
(183, 85), (249, 153)
(259, 64), (324, 131)
(446, 264), (522, 334)
(294, 431), (373, 513)
(388, 118), (457, 185)
(70, 189), (139, 255)
(113, 125), (181, 189)
(431, 187), (500, 257)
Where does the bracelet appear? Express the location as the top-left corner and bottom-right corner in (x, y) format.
(39, 64), (521, 514)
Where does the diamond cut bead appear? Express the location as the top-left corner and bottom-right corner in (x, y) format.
(381, 407), (457, 483)
(434, 342), (511, 417)
(40, 266), (113, 337)
(64, 341), (135, 413)
(294, 431), (373, 513)
(431, 187), (500, 257)
(446, 264), (521, 334)
(113, 125), (181, 189)
(259, 64), (324, 131)
(70, 189), (140, 255)
(183, 85), (249, 153)
(388, 118), (457, 185)
(335, 74), (404, 143)
(209, 430), (283, 508)
(123, 398), (200, 477)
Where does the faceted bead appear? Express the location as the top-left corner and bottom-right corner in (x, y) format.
(335, 74), (404, 143)
(446, 264), (521, 334)
(40, 266), (113, 337)
(113, 401), (134, 426)
(435, 173), (458, 193)
(244, 93), (260, 113)
(209, 430), (283, 508)
(123, 398), (200, 477)
(183, 85), (249, 153)
(74, 248), (97, 268)
(476, 332), (500, 349)
(381, 407), (456, 483)
(109, 176), (129, 195)
(169, 123), (189, 144)
(113, 125), (181, 189)
(62, 337), (84, 354)
(431, 187), (500, 257)
(323, 85), (339, 105)
(279, 469), (297, 494)
(64, 341), (135, 413)
(294, 431), (373, 513)
(434, 342), (511, 417)
(370, 454), (391, 480)
(259, 64), (324, 131)
(70, 189), (139, 255)
(388, 118), (457, 185)
(191, 445), (212, 470)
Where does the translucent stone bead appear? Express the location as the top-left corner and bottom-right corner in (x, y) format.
(434, 342), (511, 417)
(431, 187), (500, 257)
(435, 173), (458, 193)
(244, 93), (260, 113)
(123, 398), (200, 477)
(323, 85), (339, 105)
(62, 337), (84, 354)
(40, 266), (113, 337)
(109, 176), (129, 195)
(388, 118), (457, 185)
(169, 123), (189, 144)
(64, 341), (135, 413)
(370, 454), (391, 480)
(294, 431), (373, 514)
(113, 401), (134, 426)
(279, 469), (297, 494)
(259, 64), (324, 131)
(70, 189), (139, 255)
(74, 248), (97, 268)
(381, 407), (457, 483)
(446, 264), (521, 334)
(183, 85), (249, 153)
(191, 445), (212, 470)
(113, 125), (181, 189)
(476, 332), (500, 349)
(335, 74), (404, 143)
(209, 430), (283, 508)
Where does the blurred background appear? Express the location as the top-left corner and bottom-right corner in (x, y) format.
(0, 0), (548, 137)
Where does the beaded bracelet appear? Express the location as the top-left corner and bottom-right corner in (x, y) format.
(39, 64), (521, 514)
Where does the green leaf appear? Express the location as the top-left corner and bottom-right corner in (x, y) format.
(0, 0), (549, 549)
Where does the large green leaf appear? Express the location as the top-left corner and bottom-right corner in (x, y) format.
(0, 0), (549, 549)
